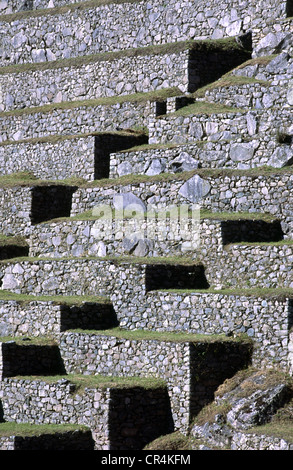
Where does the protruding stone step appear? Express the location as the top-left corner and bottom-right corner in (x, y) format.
(0, 88), (179, 144)
(0, 294), (116, 337)
(109, 133), (293, 176)
(0, 257), (206, 296)
(0, 375), (172, 450)
(114, 288), (293, 372)
(0, 179), (78, 235)
(59, 328), (252, 431)
(148, 104), (292, 147)
(0, 38), (251, 111)
(0, 423), (95, 450)
(70, 169), (293, 238)
(0, 131), (147, 181)
(27, 209), (283, 259)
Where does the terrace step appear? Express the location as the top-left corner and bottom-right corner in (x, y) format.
(0, 374), (172, 450)
(0, 88), (179, 144)
(109, 134), (293, 177)
(27, 212), (284, 259)
(0, 182), (78, 236)
(0, 2), (256, 67)
(0, 294), (117, 337)
(69, 170), (293, 238)
(0, 39), (250, 111)
(0, 131), (147, 181)
(58, 329), (251, 431)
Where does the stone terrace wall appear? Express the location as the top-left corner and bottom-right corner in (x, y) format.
(0, 135), (96, 180)
(28, 216), (204, 258)
(0, 186), (32, 236)
(231, 432), (293, 450)
(1, 172), (292, 238)
(109, 137), (293, 176)
(59, 332), (250, 430)
(148, 108), (293, 146)
(0, 98), (155, 143)
(0, 0), (287, 67)
(70, 172), (293, 236)
(0, 49), (190, 111)
(0, 300), (62, 336)
(0, 298), (115, 337)
(0, 378), (171, 450)
(117, 292), (292, 372)
(0, 258), (144, 297)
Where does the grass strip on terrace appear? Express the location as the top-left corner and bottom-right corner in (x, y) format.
(0, 87), (181, 118)
(4, 373), (167, 390)
(0, 171), (86, 187)
(0, 235), (28, 247)
(226, 240), (293, 246)
(0, 166), (293, 190)
(199, 210), (278, 222)
(0, 0), (144, 22)
(44, 209), (278, 224)
(246, 423), (293, 444)
(0, 129), (146, 148)
(80, 165), (293, 188)
(192, 75), (271, 100)
(0, 255), (201, 265)
(0, 336), (57, 346)
(0, 422), (91, 437)
(66, 326), (247, 344)
(0, 290), (111, 305)
(166, 100), (244, 117)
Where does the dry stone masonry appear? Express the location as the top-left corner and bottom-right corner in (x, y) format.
(0, 0), (293, 452)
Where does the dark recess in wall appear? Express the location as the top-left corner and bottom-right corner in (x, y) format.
(286, 0), (293, 16)
(108, 387), (174, 450)
(0, 244), (29, 260)
(187, 33), (252, 93)
(145, 264), (210, 291)
(221, 219), (284, 245)
(190, 341), (253, 417)
(30, 185), (77, 224)
(60, 302), (119, 331)
(1, 342), (66, 378)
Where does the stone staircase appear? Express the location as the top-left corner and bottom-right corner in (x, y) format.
(0, 0), (293, 451)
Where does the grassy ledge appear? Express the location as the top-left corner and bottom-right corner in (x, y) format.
(0, 290), (111, 305)
(0, 166), (293, 189)
(66, 326), (249, 344)
(0, 422), (90, 438)
(0, 0), (144, 22)
(0, 87), (181, 118)
(3, 373), (167, 391)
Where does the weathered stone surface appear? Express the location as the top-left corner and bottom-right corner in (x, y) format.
(178, 175), (211, 203)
